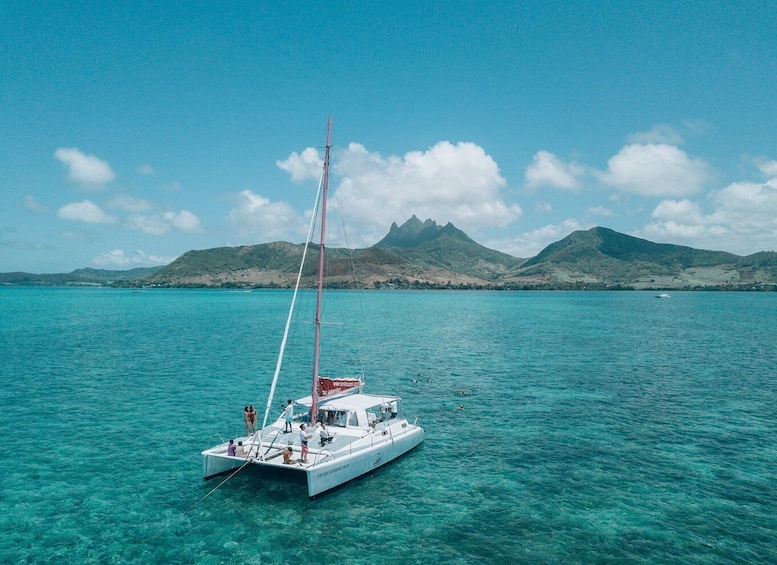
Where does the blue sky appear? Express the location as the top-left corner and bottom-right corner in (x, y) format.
(2, 2), (776, 272)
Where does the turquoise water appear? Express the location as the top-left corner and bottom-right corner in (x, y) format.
(0, 288), (775, 564)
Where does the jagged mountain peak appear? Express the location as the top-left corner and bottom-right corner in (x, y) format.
(375, 217), (474, 249)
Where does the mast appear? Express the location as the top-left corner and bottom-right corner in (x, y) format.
(311, 116), (331, 424)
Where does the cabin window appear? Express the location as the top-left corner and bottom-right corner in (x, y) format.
(348, 411), (359, 427)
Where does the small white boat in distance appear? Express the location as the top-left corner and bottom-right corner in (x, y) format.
(202, 118), (424, 497)
(656, 293), (671, 298)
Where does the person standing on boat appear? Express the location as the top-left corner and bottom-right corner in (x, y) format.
(299, 424), (312, 462)
(390, 399), (398, 419)
(283, 400), (294, 433)
(248, 405), (257, 434)
(244, 406), (251, 435)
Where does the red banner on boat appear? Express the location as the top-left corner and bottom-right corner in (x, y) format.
(319, 377), (363, 398)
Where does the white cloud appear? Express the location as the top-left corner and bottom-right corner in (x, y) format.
(125, 215), (169, 235)
(227, 189), (306, 242)
(92, 249), (132, 267)
(640, 178), (777, 253)
(525, 151), (584, 190)
(627, 124), (684, 145)
(166, 210), (203, 233)
(319, 140), (521, 245)
(92, 249), (176, 267)
(599, 143), (710, 197)
(22, 195), (48, 212)
(54, 147), (116, 187)
(57, 200), (119, 224)
(276, 147), (323, 182)
(757, 159), (777, 178)
(106, 194), (153, 212)
(487, 219), (585, 259)
(535, 201), (552, 213)
(137, 164), (155, 175)
(125, 209), (203, 235)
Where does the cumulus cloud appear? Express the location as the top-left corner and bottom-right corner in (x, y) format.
(92, 249), (176, 267)
(312, 140), (521, 245)
(137, 164), (155, 175)
(599, 143), (710, 197)
(757, 159), (777, 178)
(227, 189), (306, 242)
(525, 151), (584, 190)
(167, 210), (203, 233)
(276, 147), (324, 182)
(57, 200), (119, 224)
(58, 196), (201, 236)
(487, 219), (585, 259)
(54, 148), (116, 187)
(640, 177), (777, 253)
(125, 209), (204, 235)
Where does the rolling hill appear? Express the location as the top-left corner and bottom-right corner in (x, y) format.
(3, 221), (776, 290)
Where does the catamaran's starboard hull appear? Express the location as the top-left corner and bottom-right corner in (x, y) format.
(202, 424), (424, 497)
(306, 425), (424, 496)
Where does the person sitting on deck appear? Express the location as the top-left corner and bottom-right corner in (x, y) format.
(227, 439), (236, 457)
(283, 445), (296, 465)
(318, 422), (333, 446)
(235, 441), (246, 457)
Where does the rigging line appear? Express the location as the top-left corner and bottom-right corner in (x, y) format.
(258, 166), (325, 441)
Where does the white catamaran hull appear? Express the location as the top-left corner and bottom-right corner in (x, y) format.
(305, 425), (424, 496)
(203, 419), (424, 497)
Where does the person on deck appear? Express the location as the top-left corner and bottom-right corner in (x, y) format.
(235, 441), (246, 457)
(318, 422), (333, 446)
(244, 406), (251, 435)
(248, 405), (257, 434)
(299, 424), (312, 462)
(283, 445), (295, 465)
(390, 399), (398, 419)
(227, 439), (236, 457)
(283, 400), (294, 432)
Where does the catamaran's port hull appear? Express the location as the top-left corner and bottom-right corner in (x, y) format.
(202, 425), (424, 497)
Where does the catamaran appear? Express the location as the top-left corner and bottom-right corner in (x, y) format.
(202, 118), (425, 497)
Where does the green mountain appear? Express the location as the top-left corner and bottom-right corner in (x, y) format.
(0, 266), (162, 286)
(142, 217), (524, 288)
(4, 223), (777, 289)
(512, 227), (777, 289)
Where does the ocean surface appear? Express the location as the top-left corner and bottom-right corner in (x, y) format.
(0, 287), (775, 564)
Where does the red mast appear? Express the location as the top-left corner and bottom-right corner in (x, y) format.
(311, 117), (331, 425)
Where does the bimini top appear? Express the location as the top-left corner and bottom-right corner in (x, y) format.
(295, 393), (399, 412)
